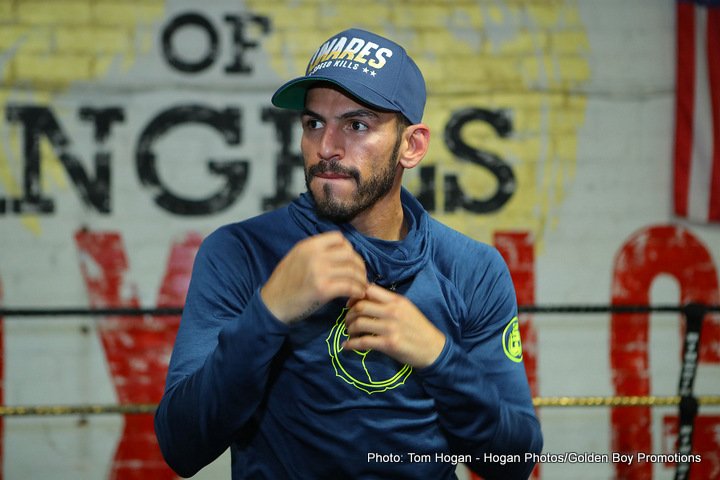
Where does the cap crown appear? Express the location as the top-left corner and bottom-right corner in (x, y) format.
(272, 28), (426, 124)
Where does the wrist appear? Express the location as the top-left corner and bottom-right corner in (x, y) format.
(418, 334), (447, 369)
(260, 284), (288, 324)
(416, 334), (450, 372)
(260, 285), (319, 324)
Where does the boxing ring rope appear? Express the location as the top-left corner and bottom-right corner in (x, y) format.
(1, 302), (718, 418)
(1, 395), (719, 417)
(2, 303), (717, 478)
(4, 303), (718, 317)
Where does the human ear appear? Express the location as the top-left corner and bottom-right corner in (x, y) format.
(398, 124), (430, 170)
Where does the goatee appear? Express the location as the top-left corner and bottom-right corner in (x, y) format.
(305, 139), (401, 223)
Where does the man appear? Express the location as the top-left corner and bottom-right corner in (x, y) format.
(155, 28), (542, 479)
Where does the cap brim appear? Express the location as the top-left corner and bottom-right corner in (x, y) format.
(271, 76), (401, 117)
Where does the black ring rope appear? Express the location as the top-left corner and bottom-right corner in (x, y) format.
(0, 302), (717, 478)
(0, 303), (718, 317)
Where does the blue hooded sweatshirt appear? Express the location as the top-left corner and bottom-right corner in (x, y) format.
(155, 188), (542, 479)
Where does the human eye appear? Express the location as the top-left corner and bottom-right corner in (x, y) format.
(303, 117), (324, 130)
(348, 120), (368, 131)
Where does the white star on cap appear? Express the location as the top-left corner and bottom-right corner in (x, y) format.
(363, 67), (369, 74)
(370, 70), (376, 77)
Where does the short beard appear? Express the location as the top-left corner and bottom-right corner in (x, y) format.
(305, 133), (403, 224)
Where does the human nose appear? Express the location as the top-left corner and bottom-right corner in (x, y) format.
(318, 124), (344, 161)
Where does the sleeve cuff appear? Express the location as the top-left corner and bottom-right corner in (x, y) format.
(253, 287), (291, 335)
(415, 335), (453, 377)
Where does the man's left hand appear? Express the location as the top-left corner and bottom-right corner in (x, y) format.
(343, 284), (446, 369)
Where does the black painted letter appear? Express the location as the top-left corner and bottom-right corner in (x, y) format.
(443, 108), (516, 213)
(3, 105), (123, 214)
(261, 108), (303, 210)
(136, 105), (249, 215)
(162, 12), (219, 73)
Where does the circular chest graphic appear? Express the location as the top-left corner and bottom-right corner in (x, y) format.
(326, 308), (412, 394)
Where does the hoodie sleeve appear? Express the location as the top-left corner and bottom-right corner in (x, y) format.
(154, 227), (289, 478)
(416, 246), (542, 479)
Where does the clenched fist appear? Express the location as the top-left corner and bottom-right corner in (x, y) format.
(344, 284), (446, 369)
(261, 231), (368, 324)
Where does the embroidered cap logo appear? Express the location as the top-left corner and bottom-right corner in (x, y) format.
(306, 35), (394, 75)
(271, 28), (427, 125)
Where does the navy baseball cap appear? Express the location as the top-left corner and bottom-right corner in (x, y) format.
(271, 28), (426, 124)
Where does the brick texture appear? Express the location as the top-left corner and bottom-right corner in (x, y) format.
(2, 0), (165, 89)
(241, 0), (589, 244)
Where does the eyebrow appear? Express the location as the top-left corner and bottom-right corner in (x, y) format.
(302, 108), (380, 122)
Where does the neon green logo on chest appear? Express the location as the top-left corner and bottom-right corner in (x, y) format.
(326, 308), (412, 394)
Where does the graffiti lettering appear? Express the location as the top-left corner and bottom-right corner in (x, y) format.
(2, 103), (518, 217)
(136, 105), (250, 215)
(417, 108), (516, 213)
(161, 12), (271, 74)
(443, 108), (515, 213)
(75, 229), (201, 479)
(610, 224), (720, 480)
(260, 108), (303, 210)
(162, 13), (218, 73)
(223, 14), (272, 74)
(493, 231), (540, 479)
(3, 105), (124, 214)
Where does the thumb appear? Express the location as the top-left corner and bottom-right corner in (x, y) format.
(345, 288), (368, 309)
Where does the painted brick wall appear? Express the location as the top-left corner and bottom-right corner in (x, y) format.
(247, 0), (591, 245)
(0, 1), (718, 479)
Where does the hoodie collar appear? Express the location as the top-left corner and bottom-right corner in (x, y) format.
(288, 188), (431, 286)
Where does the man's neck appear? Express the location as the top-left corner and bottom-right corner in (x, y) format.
(350, 188), (407, 241)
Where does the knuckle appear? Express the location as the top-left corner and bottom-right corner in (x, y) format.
(341, 279), (356, 294)
(340, 250), (352, 263)
(315, 278), (332, 295)
(299, 236), (314, 248)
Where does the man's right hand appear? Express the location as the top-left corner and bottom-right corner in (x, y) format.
(260, 231), (368, 324)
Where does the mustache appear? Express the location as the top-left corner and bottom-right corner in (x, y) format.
(307, 161), (360, 183)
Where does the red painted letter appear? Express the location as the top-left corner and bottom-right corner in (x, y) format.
(611, 225), (719, 479)
(495, 231), (539, 479)
(75, 230), (201, 479)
